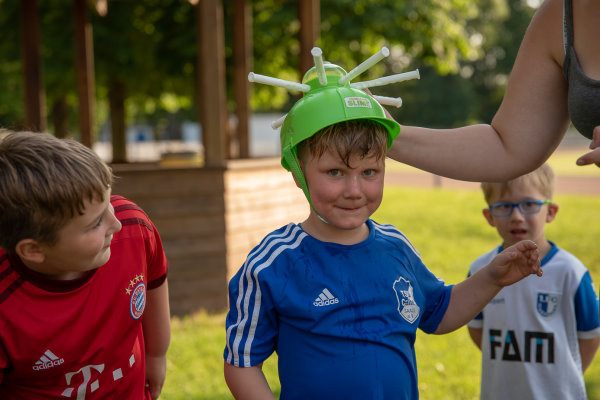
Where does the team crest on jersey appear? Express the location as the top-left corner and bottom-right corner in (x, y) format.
(536, 292), (560, 317)
(130, 282), (146, 319)
(125, 273), (146, 319)
(393, 276), (420, 323)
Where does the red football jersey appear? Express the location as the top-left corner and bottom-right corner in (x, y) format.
(0, 196), (168, 399)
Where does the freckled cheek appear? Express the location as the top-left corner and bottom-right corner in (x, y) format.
(312, 183), (342, 203)
(369, 197), (383, 213)
(367, 184), (384, 203)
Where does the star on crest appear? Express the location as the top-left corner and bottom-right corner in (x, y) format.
(124, 273), (146, 294)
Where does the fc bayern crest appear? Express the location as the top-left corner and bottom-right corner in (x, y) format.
(130, 282), (146, 319)
(537, 292), (560, 318)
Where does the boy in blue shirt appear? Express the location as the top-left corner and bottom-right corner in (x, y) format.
(468, 163), (600, 399)
(224, 50), (542, 400)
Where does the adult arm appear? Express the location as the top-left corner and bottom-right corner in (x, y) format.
(468, 327), (483, 350)
(388, 0), (569, 181)
(143, 280), (171, 400)
(224, 362), (276, 400)
(435, 240), (541, 334)
(579, 336), (600, 373)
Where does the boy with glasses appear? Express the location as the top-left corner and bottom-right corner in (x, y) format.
(468, 163), (600, 400)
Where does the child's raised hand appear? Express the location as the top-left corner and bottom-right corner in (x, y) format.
(490, 240), (542, 287)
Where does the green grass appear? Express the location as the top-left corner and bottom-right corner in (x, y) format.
(161, 186), (600, 400)
(547, 149), (599, 177)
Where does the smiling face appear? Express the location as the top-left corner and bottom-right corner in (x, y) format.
(22, 188), (123, 280)
(483, 181), (558, 256)
(300, 148), (385, 244)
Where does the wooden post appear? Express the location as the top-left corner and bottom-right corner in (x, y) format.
(298, 0), (320, 77)
(196, 0), (227, 166)
(233, 0), (252, 159)
(19, 0), (46, 132)
(73, 0), (95, 148)
(108, 80), (127, 163)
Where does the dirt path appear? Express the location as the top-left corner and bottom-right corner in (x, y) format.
(384, 172), (600, 196)
(384, 131), (600, 195)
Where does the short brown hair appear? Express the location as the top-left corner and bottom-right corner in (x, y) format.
(297, 119), (389, 167)
(0, 131), (113, 251)
(481, 163), (555, 204)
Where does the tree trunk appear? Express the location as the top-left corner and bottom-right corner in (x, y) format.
(109, 79), (127, 163)
(51, 97), (68, 138)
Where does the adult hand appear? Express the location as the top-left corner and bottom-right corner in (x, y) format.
(576, 126), (600, 167)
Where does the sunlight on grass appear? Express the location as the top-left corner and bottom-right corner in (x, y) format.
(548, 149), (600, 177)
(162, 186), (600, 400)
(162, 312), (280, 400)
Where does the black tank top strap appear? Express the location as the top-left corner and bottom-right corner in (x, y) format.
(562, 0), (573, 74)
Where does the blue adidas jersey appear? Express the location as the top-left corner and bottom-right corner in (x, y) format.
(225, 219), (453, 399)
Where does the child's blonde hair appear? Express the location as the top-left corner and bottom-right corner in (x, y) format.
(481, 163), (555, 204)
(297, 119), (388, 168)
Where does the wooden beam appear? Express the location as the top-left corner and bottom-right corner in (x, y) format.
(73, 0), (95, 148)
(19, 0), (46, 132)
(298, 0), (320, 76)
(196, 0), (228, 166)
(232, 0), (251, 159)
(233, 0), (252, 159)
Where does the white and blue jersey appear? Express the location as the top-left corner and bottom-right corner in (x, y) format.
(468, 242), (600, 400)
(224, 219), (453, 400)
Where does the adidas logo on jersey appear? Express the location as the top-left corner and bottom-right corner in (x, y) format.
(313, 288), (339, 306)
(33, 349), (64, 371)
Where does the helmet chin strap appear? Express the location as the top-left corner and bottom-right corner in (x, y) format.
(283, 148), (329, 225)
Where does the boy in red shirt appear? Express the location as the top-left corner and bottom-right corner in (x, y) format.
(0, 131), (170, 399)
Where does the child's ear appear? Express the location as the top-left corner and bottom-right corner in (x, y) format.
(15, 239), (46, 264)
(545, 202), (559, 223)
(482, 208), (496, 227)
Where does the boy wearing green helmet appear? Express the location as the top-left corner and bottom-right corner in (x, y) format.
(224, 48), (542, 399)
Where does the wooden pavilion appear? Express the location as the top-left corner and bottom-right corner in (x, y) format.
(18, 0), (320, 315)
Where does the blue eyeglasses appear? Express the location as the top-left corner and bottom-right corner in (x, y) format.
(488, 199), (551, 218)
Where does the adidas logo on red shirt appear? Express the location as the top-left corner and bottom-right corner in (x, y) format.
(32, 349), (64, 371)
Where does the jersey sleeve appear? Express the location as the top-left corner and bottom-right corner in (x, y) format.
(145, 218), (168, 290)
(574, 271), (600, 338)
(111, 196), (168, 290)
(224, 258), (278, 368)
(415, 258), (453, 334)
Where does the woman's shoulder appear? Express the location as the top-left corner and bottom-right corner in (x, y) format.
(529, 0), (564, 59)
(537, 0), (563, 17)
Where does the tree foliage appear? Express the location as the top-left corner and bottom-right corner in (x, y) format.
(0, 0), (538, 137)
(0, 0), (24, 129)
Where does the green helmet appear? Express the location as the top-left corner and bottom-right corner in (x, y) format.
(280, 63), (401, 207)
(247, 45), (418, 213)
